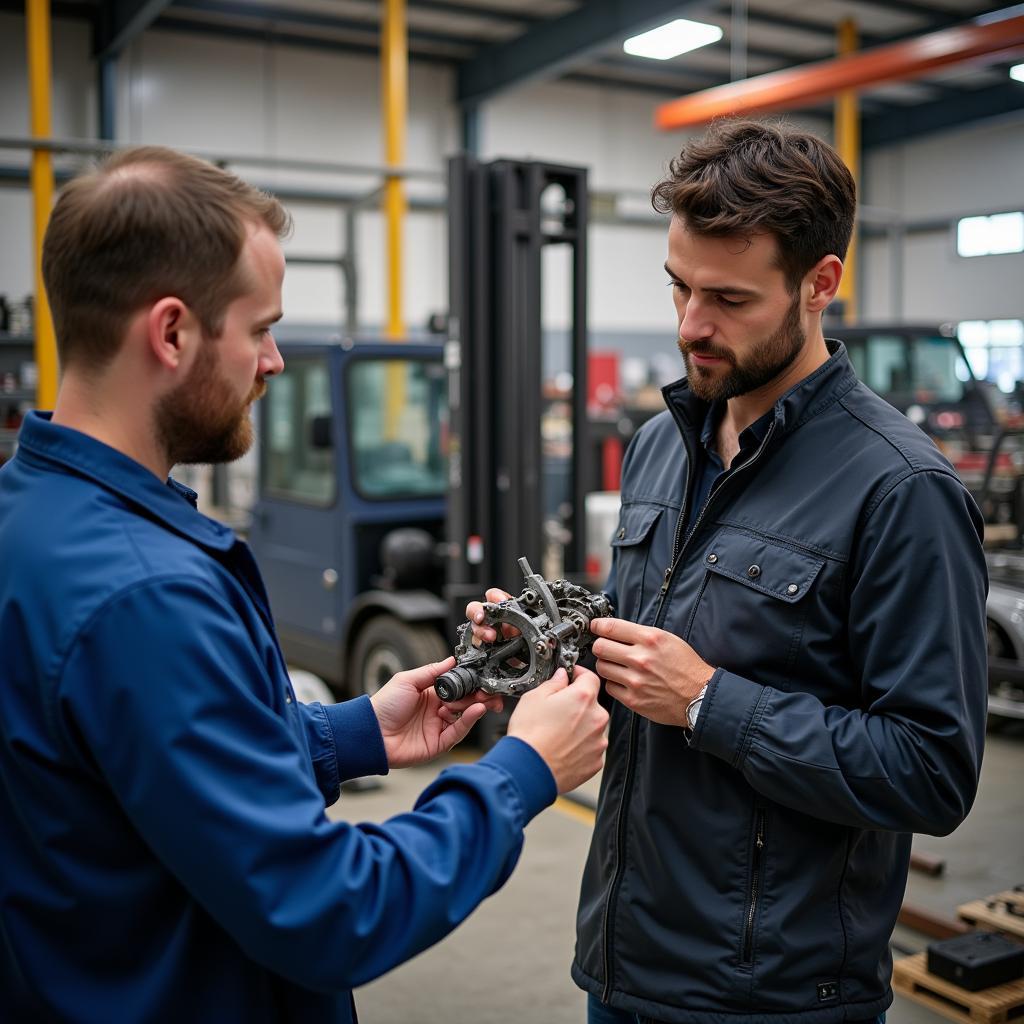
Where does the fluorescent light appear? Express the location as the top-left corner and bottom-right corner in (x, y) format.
(623, 19), (723, 61)
(1011, 63), (1024, 83)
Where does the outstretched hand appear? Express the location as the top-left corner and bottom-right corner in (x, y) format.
(370, 657), (504, 769)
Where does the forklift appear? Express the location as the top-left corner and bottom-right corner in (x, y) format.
(247, 156), (592, 742)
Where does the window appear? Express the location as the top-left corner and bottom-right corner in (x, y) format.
(959, 320), (1024, 393)
(957, 212), (1024, 257)
(263, 358), (336, 504)
(347, 358), (447, 499)
(846, 332), (970, 405)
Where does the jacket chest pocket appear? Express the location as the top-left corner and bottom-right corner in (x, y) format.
(611, 503), (666, 624)
(689, 528), (825, 679)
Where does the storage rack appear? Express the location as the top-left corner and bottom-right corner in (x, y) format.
(0, 332), (35, 466)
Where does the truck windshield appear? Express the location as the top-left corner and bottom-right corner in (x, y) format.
(346, 357), (447, 499)
(844, 332), (971, 407)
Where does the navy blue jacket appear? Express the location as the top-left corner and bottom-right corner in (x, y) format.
(0, 412), (555, 1023)
(573, 343), (988, 1023)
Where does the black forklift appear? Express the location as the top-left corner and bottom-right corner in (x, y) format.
(248, 156), (593, 744)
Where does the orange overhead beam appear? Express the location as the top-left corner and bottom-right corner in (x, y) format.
(656, 14), (1024, 130)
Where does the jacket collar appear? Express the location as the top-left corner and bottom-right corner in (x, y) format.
(15, 411), (237, 552)
(662, 339), (859, 445)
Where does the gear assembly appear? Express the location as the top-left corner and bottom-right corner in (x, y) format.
(434, 557), (612, 703)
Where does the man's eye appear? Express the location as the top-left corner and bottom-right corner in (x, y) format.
(717, 296), (744, 307)
(667, 280), (688, 292)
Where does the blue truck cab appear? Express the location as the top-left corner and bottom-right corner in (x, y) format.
(248, 336), (453, 698)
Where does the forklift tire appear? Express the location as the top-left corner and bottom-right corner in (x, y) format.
(349, 615), (449, 700)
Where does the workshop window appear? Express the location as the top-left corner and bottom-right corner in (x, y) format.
(958, 320), (1024, 393)
(346, 358), (447, 499)
(263, 358), (336, 505)
(957, 212), (1024, 258)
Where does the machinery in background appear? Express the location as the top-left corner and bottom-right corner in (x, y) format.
(979, 551), (1024, 724)
(248, 157), (593, 748)
(834, 323), (1024, 546)
(836, 323), (1024, 723)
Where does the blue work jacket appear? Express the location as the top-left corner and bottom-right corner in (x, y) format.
(0, 412), (555, 1023)
(573, 343), (988, 1023)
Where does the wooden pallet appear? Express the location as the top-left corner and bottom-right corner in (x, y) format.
(892, 952), (1024, 1024)
(958, 891), (1024, 941)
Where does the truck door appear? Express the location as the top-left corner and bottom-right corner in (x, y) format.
(249, 353), (342, 681)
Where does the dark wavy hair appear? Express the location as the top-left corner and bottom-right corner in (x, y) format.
(652, 119), (856, 291)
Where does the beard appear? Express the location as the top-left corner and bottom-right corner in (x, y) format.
(155, 340), (266, 467)
(679, 291), (805, 402)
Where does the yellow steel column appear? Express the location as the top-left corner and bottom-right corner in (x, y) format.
(834, 18), (859, 324)
(382, 0), (407, 341)
(26, 0), (58, 408)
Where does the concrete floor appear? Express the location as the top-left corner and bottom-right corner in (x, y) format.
(332, 720), (1024, 1024)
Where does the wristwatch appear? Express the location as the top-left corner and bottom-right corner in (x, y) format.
(685, 683), (709, 730)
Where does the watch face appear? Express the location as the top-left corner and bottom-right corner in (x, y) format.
(687, 701), (702, 729)
(686, 684), (708, 729)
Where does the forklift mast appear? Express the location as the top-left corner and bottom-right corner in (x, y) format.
(444, 155), (590, 631)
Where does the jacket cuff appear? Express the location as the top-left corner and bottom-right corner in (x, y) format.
(689, 668), (770, 769)
(321, 695), (390, 783)
(477, 736), (557, 823)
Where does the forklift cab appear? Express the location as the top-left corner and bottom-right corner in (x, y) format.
(248, 338), (450, 696)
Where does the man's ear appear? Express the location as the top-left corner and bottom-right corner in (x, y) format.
(147, 298), (200, 371)
(805, 255), (843, 313)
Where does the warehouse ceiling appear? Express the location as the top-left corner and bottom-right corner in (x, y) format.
(11, 0), (1024, 148)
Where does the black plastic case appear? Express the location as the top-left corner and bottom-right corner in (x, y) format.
(926, 932), (1024, 992)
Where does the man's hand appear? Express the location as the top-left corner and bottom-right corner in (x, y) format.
(465, 588), (517, 645)
(507, 667), (608, 793)
(590, 618), (714, 728)
(370, 657), (504, 769)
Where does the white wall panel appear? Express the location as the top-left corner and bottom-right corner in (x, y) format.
(0, 190), (34, 302)
(270, 48), (381, 164)
(0, 13), (95, 138)
(281, 264), (345, 324)
(864, 116), (1024, 221)
(590, 222), (674, 331)
(901, 235), (1021, 323)
(120, 30), (268, 154)
(268, 48), (454, 169)
(352, 208), (447, 333)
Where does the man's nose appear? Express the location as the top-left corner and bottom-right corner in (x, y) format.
(679, 296), (715, 342)
(260, 334), (285, 378)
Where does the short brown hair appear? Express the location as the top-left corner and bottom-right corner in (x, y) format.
(651, 118), (856, 291)
(42, 146), (291, 371)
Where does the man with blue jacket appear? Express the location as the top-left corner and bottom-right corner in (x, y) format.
(0, 145), (610, 1023)
(575, 120), (987, 1022)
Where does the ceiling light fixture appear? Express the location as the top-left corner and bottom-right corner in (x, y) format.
(623, 18), (724, 61)
(1011, 63), (1024, 83)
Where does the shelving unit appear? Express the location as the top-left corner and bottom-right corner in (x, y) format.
(0, 332), (36, 466)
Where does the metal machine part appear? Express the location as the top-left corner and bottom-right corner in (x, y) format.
(435, 556), (612, 703)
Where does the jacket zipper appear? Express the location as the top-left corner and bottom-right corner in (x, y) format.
(599, 422), (697, 1001)
(741, 808), (767, 965)
(599, 710), (638, 1000)
(599, 414), (777, 1000)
